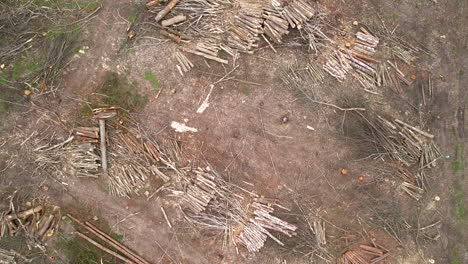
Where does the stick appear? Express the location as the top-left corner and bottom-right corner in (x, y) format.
(99, 119), (107, 170)
(160, 207), (172, 228)
(75, 232), (136, 264)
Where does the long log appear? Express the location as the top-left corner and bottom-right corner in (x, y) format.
(76, 232), (136, 264)
(85, 222), (151, 264)
(67, 214), (149, 264)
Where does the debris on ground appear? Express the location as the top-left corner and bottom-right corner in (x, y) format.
(0, 192), (60, 252)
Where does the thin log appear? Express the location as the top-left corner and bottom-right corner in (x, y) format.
(182, 48), (228, 64)
(159, 29), (181, 43)
(395, 119), (434, 139)
(146, 0), (163, 9)
(7, 205), (43, 220)
(37, 214), (54, 237)
(75, 232), (136, 264)
(99, 119), (107, 170)
(161, 14), (187, 27)
(155, 0), (180, 22)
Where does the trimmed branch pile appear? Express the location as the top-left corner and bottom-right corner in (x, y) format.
(359, 113), (440, 200)
(362, 115), (440, 167)
(34, 134), (101, 178)
(337, 243), (390, 264)
(168, 168), (297, 252)
(0, 193), (60, 252)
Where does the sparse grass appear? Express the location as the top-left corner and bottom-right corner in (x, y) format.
(453, 183), (465, 219)
(144, 71), (160, 92)
(450, 252), (462, 264)
(97, 72), (148, 110)
(451, 144), (465, 177)
(128, 9), (139, 24)
(30, 0), (101, 12)
(242, 86), (252, 96)
(58, 235), (122, 264)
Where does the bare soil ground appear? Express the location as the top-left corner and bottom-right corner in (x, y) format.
(0, 0), (466, 263)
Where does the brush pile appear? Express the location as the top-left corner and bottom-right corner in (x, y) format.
(0, 192), (60, 252)
(362, 115), (440, 167)
(0, 1), (100, 94)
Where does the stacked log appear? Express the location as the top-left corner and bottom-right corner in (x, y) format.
(227, 9), (263, 52)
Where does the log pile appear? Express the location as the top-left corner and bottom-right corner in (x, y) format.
(228, 9), (263, 52)
(67, 142), (101, 178)
(107, 127), (164, 197)
(337, 243), (390, 264)
(323, 50), (352, 82)
(170, 167), (297, 253)
(0, 196), (60, 252)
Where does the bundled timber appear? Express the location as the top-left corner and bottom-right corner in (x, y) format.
(182, 47), (228, 64)
(105, 118), (184, 197)
(323, 50), (352, 82)
(68, 143), (101, 177)
(362, 114), (440, 167)
(75, 127), (99, 143)
(227, 9), (263, 52)
(92, 107), (118, 119)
